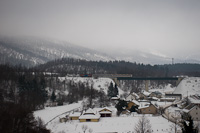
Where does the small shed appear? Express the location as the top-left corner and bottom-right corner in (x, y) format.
(99, 107), (112, 117)
(59, 117), (68, 123)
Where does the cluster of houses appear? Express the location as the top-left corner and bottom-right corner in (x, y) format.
(62, 90), (183, 123)
(117, 90), (182, 115)
(59, 89), (200, 123)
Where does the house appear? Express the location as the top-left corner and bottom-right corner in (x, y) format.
(98, 107), (112, 117)
(139, 90), (151, 100)
(79, 108), (100, 122)
(138, 102), (158, 115)
(165, 94), (182, 101)
(188, 95), (200, 104)
(126, 92), (139, 101)
(69, 112), (81, 120)
(127, 100), (139, 110)
(182, 103), (200, 121)
(149, 91), (162, 98)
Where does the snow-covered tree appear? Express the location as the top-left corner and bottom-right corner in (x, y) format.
(134, 116), (152, 133)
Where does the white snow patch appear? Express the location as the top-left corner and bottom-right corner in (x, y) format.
(173, 77), (200, 97)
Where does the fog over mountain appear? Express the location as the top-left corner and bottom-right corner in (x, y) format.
(0, 0), (200, 64)
(0, 36), (199, 66)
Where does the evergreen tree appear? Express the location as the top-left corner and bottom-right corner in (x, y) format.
(107, 82), (114, 98)
(51, 91), (56, 102)
(114, 84), (119, 97)
(115, 100), (128, 115)
(182, 116), (197, 133)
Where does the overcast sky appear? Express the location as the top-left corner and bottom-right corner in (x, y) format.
(0, 0), (200, 58)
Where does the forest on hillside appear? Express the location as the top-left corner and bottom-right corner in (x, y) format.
(35, 58), (200, 77)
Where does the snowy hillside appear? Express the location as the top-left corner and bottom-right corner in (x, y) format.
(59, 77), (124, 96)
(149, 84), (176, 95)
(0, 36), (114, 66)
(173, 77), (200, 97)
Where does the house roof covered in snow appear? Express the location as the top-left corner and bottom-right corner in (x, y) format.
(79, 108), (100, 119)
(99, 107), (112, 112)
(131, 100), (140, 106)
(69, 112), (81, 117)
(79, 114), (100, 119)
(183, 104), (199, 113)
(83, 108), (96, 115)
(188, 95), (200, 104)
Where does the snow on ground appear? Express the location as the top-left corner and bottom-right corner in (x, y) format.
(34, 101), (82, 124)
(35, 103), (177, 133)
(149, 84), (175, 95)
(62, 77), (124, 95)
(47, 114), (176, 133)
(173, 77), (200, 97)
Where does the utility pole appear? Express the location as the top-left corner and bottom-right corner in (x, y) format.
(172, 58), (174, 65)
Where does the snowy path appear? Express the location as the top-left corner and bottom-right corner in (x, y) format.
(34, 101), (82, 124)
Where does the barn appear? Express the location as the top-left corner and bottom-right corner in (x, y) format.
(99, 107), (112, 117)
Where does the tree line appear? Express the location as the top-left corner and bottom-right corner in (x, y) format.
(35, 58), (200, 77)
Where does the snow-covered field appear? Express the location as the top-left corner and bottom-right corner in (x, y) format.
(48, 115), (175, 133)
(34, 103), (176, 133)
(173, 77), (200, 97)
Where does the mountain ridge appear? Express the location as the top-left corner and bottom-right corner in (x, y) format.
(1, 36), (200, 66)
(0, 36), (114, 66)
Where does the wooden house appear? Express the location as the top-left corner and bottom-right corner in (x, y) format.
(79, 108), (100, 122)
(183, 103), (200, 121)
(139, 90), (151, 100)
(138, 103), (158, 115)
(98, 107), (112, 117)
(127, 100), (139, 110)
(69, 112), (81, 120)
